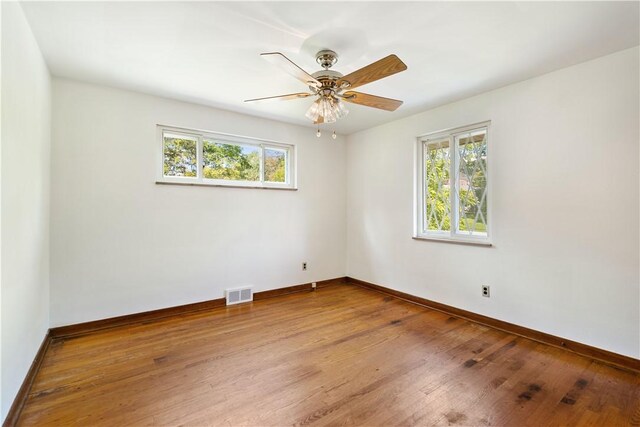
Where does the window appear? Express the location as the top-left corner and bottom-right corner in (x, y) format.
(415, 122), (490, 244)
(158, 126), (295, 189)
(163, 132), (198, 178)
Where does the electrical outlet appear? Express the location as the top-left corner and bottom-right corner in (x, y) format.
(312, 282), (317, 290)
(482, 285), (490, 298)
(302, 262), (307, 271)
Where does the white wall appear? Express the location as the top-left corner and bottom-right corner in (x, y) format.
(346, 47), (640, 358)
(51, 79), (346, 327)
(0, 2), (3, 417)
(1, 2), (51, 420)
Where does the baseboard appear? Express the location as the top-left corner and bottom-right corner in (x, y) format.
(346, 277), (640, 373)
(253, 277), (347, 300)
(2, 331), (52, 427)
(50, 297), (226, 339)
(50, 277), (347, 339)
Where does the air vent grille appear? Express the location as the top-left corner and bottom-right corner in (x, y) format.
(226, 287), (253, 305)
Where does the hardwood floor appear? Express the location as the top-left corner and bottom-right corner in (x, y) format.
(18, 284), (640, 426)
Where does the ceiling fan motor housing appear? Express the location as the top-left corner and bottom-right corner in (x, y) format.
(310, 69), (344, 93)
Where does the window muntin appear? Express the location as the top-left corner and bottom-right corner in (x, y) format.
(417, 122), (490, 243)
(158, 126), (295, 189)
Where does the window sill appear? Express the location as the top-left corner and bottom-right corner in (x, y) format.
(412, 235), (492, 247)
(155, 181), (298, 191)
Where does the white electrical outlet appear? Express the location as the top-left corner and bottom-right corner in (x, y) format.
(312, 282), (317, 290)
(482, 285), (490, 298)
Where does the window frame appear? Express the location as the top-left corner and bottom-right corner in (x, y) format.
(414, 121), (491, 246)
(156, 125), (296, 190)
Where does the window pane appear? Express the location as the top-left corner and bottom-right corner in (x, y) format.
(202, 140), (260, 182)
(456, 130), (488, 235)
(264, 148), (287, 183)
(424, 139), (451, 232)
(163, 133), (197, 178)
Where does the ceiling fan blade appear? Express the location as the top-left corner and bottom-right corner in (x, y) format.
(244, 92), (314, 103)
(342, 91), (403, 111)
(261, 52), (321, 88)
(337, 55), (407, 90)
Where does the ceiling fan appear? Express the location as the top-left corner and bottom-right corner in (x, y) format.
(245, 50), (407, 126)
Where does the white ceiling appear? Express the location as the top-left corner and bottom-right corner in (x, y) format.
(21, 1), (639, 135)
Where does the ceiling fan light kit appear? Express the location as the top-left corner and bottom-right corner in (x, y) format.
(245, 49), (407, 137)
(305, 95), (349, 124)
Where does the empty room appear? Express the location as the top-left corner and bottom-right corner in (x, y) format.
(1, 1), (639, 426)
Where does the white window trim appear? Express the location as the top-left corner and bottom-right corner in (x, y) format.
(414, 121), (492, 246)
(156, 125), (297, 190)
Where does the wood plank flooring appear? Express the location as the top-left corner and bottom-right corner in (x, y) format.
(18, 284), (640, 426)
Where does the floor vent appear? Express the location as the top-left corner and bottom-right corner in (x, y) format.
(226, 287), (253, 305)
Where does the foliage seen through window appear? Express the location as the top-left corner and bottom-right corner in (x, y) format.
(163, 134), (197, 177)
(203, 140), (260, 181)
